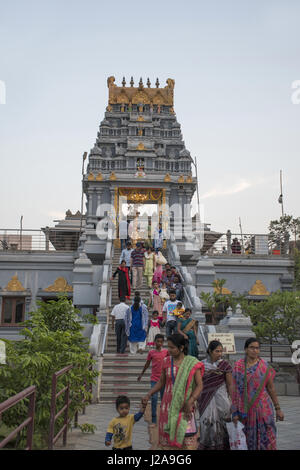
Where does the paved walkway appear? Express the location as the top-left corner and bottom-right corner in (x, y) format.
(55, 396), (300, 450)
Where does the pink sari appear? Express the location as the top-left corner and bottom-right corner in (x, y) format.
(232, 358), (276, 450)
(152, 264), (163, 285)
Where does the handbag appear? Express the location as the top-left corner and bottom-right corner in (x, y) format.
(226, 422), (248, 450)
(156, 252), (167, 265)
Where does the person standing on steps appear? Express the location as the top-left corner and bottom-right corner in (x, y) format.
(119, 217), (129, 250)
(144, 246), (155, 288)
(153, 222), (164, 252)
(130, 242), (145, 290)
(149, 281), (163, 324)
(111, 296), (129, 354)
(163, 290), (184, 336)
(125, 294), (149, 354)
(119, 241), (133, 283)
(146, 311), (161, 348)
(177, 308), (199, 358)
(138, 334), (168, 427)
(110, 260), (131, 300)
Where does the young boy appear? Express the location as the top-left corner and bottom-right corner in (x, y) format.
(137, 334), (168, 426)
(172, 301), (185, 319)
(105, 395), (145, 450)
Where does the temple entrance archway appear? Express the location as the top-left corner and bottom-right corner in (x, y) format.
(113, 187), (167, 247)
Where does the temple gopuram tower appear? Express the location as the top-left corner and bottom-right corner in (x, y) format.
(81, 76), (197, 261)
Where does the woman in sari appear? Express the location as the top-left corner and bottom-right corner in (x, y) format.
(142, 334), (204, 450)
(152, 250), (166, 286)
(110, 260), (131, 300)
(177, 309), (199, 358)
(144, 247), (155, 288)
(197, 341), (233, 450)
(232, 337), (284, 450)
(125, 295), (149, 355)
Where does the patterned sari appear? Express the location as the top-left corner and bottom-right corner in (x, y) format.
(197, 359), (232, 450)
(232, 358), (276, 450)
(159, 356), (204, 450)
(178, 318), (198, 358)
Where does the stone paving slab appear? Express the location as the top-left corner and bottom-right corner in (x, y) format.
(55, 396), (300, 451)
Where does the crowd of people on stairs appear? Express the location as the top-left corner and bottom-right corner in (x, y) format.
(108, 240), (284, 451)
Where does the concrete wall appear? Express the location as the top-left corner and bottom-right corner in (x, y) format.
(0, 251), (103, 339)
(186, 255), (294, 296)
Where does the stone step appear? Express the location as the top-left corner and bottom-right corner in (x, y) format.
(100, 391), (151, 402)
(105, 350), (149, 356)
(103, 360), (151, 368)
(102, 370), (150, 378)
(101, 379), (150, 393)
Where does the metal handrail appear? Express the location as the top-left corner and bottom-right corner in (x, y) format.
(182, 285), (193, 309)
(48, 365), (72, 450)
(0, 385), (36, 450)
(74, 362), (93, 428)
(101, 324), (108, 356)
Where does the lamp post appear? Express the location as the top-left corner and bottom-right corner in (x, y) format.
(20, 215), (23, 250)
(279, 169), (284, 217)
(191, 156), (202, 245)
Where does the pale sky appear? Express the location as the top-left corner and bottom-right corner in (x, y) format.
(0, 0), (299, 235)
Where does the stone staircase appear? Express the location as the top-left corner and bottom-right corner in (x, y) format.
(100, 247), (157, 403)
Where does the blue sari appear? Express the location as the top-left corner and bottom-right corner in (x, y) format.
(178, 318), (198, 358)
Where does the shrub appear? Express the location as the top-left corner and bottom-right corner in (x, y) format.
(0, 296), (98, 449)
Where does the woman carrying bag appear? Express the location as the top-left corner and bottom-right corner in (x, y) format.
(231, 337), (284, 450)
(152, 250), (167, 286)
(197, 340), (233, 450)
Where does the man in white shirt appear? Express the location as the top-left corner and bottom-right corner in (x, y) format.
(111, 296), (129, 354)
(162, 290), (184, 337)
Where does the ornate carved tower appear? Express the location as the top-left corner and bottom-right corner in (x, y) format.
(82, 76), (196, 255)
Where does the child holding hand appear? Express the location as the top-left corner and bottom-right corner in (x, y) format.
(105, 395), (146, 450)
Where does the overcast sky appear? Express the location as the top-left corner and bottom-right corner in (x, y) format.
(0, 0), (299, 234)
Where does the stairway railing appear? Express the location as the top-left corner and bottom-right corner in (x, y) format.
(98, 229), (113, 323)
(167, 234), (204, 322)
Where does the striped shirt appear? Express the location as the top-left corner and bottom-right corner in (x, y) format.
(131, 249), (145, 266)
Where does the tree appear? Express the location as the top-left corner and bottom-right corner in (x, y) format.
(0, 296), (98, 449)
(269, 214), (300, 250)
(242, 291), (300, 360)
(294, 249), (300, 290)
